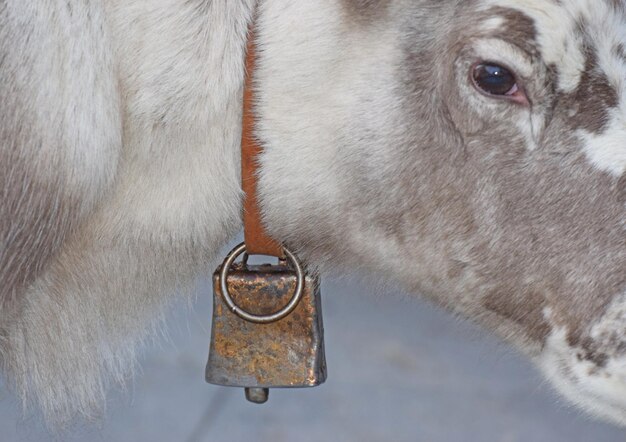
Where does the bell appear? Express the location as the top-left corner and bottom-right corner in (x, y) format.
(205, 243), (326, 403)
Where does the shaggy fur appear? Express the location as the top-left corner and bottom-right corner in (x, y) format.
(1, 0), (625, 429)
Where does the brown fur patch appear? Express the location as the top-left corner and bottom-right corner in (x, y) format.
(483, 6), (539, 58)
(563, 45), (618, 134)
(483, 287), (551, 343)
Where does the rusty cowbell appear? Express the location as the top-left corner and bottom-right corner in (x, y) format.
(205, 243), (327, 403)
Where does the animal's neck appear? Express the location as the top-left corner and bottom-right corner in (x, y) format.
(103, 0), (258, 240)
(3, 1), (259, 424)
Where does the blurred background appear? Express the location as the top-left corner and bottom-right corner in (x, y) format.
(1, 240), (625, 442)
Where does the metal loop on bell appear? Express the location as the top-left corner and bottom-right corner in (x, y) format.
(219, 242), (305, 324)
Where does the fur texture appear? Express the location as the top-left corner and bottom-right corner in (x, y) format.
(1, 0), (625, 429)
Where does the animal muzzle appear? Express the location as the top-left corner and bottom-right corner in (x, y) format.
(537, 292), (626, 426)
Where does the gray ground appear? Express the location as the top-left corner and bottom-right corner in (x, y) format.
(1, 261), (625, 441)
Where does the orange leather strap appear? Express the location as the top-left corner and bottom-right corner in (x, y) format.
(241, 29), (284, 257)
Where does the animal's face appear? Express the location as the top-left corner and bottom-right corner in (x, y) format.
(256, 0), (626, 424)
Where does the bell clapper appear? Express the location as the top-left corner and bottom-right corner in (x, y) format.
(245, 387), (269, 404)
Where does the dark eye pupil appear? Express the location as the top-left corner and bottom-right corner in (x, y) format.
(472, 63), (516, 95)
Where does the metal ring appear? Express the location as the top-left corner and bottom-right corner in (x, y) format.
(219, 242), (304, 324)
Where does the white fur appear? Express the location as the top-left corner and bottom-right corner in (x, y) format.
(540, 328), (626, 425)
(481, 16), (506, 33)
(255, 0), (406, 237)
(1, 1), (121, 213)
(539, 299), (626, 426)
(579, 115), (626, 177)
(4, 0), (254, 425)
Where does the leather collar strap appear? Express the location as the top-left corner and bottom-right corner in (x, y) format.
(241, 29), (284, 257)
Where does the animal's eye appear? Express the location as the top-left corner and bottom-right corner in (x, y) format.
(472, 63), (519, 97)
